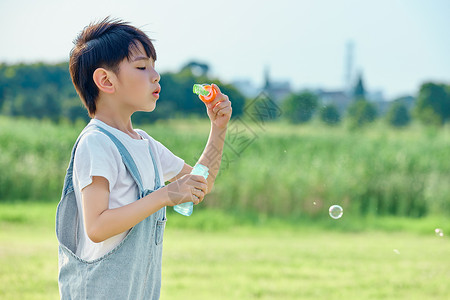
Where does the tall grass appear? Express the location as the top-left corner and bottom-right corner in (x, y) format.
(1, 116), (449, 218)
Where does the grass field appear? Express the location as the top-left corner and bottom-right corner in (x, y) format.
(1, 116), (450, 298)
(0, 202), (449, 300)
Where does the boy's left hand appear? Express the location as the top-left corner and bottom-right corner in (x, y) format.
(205, 84), (232, 129)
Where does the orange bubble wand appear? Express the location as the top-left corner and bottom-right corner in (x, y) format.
(193, 84), (217, 103)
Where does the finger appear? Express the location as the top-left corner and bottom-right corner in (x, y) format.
(191, 189), (205, 204)
(215, 105), (233, 117)
(212, 101), (226, 113)
(190, 174), (208, 184)
(212, 101), (231, 114)
(207, 88), (227, 109)
(194, 182), (208, 194)
(211, 83), (222, 95)
(196, 190), (205, 202)
(191, 194), (200, 205)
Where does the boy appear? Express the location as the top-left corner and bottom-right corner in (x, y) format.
(56, 17), (232, 299)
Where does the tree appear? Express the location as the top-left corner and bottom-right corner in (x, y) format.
(181, 61), (210, 77)
(64, 100), (90, 123)
(386, 100), (411, 127)
(319, 104), (341, 125)
(0, 61), (248, 123)
(281, 91), (318, 123)
(414, 82), (450, 125)
(347, 99), (377, 128)
(158, 68), (246, 121)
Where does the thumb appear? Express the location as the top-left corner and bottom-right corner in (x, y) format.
(211, 83), (222, 95)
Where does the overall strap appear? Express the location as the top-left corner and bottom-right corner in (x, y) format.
(137, 131), (161, 189)
(90, 125), (161, 194)
(62, 124), (161, 198)
(92, 125), (145, 191)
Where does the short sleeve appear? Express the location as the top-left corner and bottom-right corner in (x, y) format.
(74, 131), (121, 192)
(135, 129), (184, 182)
(153, 139), (185, 182)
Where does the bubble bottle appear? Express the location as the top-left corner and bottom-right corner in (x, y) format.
(173, 164), (209, 216)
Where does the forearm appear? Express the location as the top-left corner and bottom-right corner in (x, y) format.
(85, 187), (169, 243)
(197, 123), (227, 192)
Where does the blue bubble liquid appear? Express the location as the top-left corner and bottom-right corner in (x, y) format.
(173, 164), (209, 216)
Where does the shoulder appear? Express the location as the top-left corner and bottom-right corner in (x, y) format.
(135, 128), (168, 151)
(135, 128), (155, 142)
(76, 129), (121, 159)
(79, 129), (115, 148)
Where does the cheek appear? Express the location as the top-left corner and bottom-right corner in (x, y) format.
(136, 73), (150, 87)
(125, 74), (147, 90)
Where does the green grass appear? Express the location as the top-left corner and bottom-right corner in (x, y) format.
(163, 228), (450, 299)
(1, 202), (449, 299)
(1, 116), (450, 219)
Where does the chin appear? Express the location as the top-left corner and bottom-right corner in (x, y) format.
(145, 104), (157, 112)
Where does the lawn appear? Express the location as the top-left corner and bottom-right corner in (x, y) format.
(0, 202), (449, 299)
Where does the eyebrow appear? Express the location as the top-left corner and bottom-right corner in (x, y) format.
(132, 56), (151, 62)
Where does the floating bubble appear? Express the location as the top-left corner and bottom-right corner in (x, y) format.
(435, 228), (444, 237)
(313, 201), (317, 206)
(393, 249), (400, 255)
(329, 205), (343, 219)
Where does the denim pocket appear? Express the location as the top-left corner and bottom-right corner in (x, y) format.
(155, 218), (166, 245)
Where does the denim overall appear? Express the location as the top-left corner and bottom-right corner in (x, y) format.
(56, 124), (166, 300)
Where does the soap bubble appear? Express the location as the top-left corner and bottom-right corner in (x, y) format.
(329, 205), (343, 219)
(393, 249), (400, 255)
(435, 228), (444, 237)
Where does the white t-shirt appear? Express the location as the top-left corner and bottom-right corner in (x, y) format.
(73, 119), (184, 261)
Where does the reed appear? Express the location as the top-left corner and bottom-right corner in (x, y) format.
(1, 116), (449, 218)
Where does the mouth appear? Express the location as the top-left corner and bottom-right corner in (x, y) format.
(152, 86), (161, 98)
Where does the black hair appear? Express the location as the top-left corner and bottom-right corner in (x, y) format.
(69, 17), (156, 117)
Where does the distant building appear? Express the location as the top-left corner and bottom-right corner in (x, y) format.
(315, 72), (392, 115)
(232, 66), (292, 103)
(230, 56), (414, 118)
(315, 89), (352, 114)
(367, 90), (385, 103)
(263, 66), (292, 103)
(374, 95), (416, 115)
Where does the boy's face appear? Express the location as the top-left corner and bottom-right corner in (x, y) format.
(112, 42), (160, 113)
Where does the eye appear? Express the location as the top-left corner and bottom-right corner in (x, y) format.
(137, 66), (146, 70)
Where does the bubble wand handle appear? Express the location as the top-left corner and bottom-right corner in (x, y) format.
(173, 164), (209, 216)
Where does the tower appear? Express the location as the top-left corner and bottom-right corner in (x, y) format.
(264, 65), (270, 90)
(344, 41), (354, 96)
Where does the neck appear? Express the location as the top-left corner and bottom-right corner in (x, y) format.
(94, 98), (140, 140)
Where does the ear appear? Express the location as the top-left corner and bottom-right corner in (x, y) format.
(93, 68), (115, 94)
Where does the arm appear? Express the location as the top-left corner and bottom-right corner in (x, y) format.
(197, 123), (227, 193)
(82, 175), (207, 243)
(169, 84), (232, 193)
(198, 84), (232, 192)
(168, 124), (225, 193)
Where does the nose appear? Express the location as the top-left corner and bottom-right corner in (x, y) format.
(151, 68), (160, 83)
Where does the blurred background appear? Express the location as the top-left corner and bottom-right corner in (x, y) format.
(0, 0), (449, 299)
(0, 0), (449, 123)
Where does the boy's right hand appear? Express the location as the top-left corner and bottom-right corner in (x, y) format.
(165, 174), (208, 206)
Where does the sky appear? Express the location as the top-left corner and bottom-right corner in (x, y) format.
(0, 0), (449, 100)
